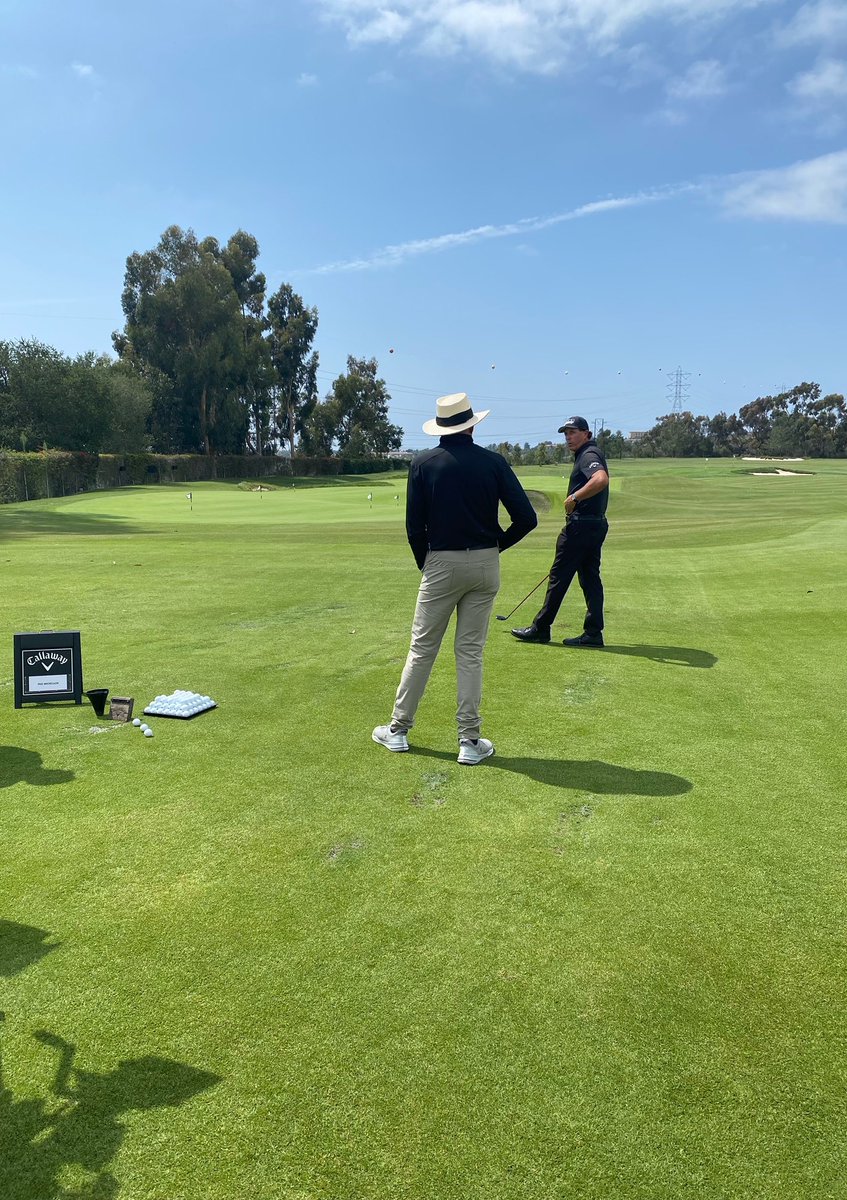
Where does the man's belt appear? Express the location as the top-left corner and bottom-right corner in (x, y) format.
(568, 513), (608, 522)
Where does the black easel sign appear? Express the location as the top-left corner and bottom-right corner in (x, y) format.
(14, 632), (83, 708)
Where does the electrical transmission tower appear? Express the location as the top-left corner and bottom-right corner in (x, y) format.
(666, 366), (691, 414)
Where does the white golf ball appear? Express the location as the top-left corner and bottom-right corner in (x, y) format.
(144, 728), (154, 738)
(132, 718), (141, 727)
(140, 723), (149, 732)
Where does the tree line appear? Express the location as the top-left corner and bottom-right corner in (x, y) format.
(1, 226), (402, 459)
(2, 226), (844, 461)
(492, 382), (847, 464)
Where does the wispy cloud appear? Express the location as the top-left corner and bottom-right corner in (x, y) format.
(658, 57), (729, 122)
(302, 187), (690, 274)
(71, 61), (104, 87)
(296, 71), (319, 86)
(316, 0), (770, 75)
(297, 153), (847, 276)
(667, 59), (728, 101)
(348, 8), (411, 45)
(722, 150), (847, 223)
(774, 1), (847, 48)
(787, 57), (847, 103)
(368, 68), (398, 85)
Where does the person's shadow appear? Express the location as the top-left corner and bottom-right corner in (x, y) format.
(1, 919), (221, 1198)
(0, 921), (61, 979)
(0, 1025), (222, 1200)
(552, 644), (717, 668)
(0, 748), (74, 789)
(409, 748), (691, 795)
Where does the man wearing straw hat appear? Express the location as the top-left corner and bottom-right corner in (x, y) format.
(373, 393), (537, 764)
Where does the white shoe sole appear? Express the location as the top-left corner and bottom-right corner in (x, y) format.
(372, 732), (409, 752)
(458, 746), (495, 766)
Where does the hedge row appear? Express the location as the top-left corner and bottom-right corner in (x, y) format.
(0, 451), (409, 504)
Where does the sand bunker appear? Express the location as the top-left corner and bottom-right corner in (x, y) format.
(751, 469), (807, 476)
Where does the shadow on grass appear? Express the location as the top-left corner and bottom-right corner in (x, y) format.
(0, 748), (75, 789)
(502, 636), (716, 668)
(0, 1022), (222, 1200)
(409, 748), (692, 795)
(588, 644), (717, 668)
(0, 511), (146, 540)
(0, 921), (60, 979)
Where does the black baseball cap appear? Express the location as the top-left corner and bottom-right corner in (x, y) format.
(558, 416), (590, 432)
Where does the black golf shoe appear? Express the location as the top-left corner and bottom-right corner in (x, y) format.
(511, 625), (551, 644)
(563, 633), (604, 648)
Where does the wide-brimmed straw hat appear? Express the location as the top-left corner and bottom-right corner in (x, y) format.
(422, 393), (490, 437)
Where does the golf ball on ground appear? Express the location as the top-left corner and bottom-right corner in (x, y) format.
(144, 728), (154, 737)
(132, 718), (141, 727)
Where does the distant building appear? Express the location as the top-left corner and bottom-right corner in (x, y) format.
(629, 431), (647, 442)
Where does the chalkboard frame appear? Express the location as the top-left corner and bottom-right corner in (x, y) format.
(14, 631), (83, 708)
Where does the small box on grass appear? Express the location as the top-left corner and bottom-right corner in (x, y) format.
(109, 697), (134, 723)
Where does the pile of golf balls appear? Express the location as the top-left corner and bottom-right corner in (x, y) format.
(131, 718), (154, 737)
(143, 690), (217, 719)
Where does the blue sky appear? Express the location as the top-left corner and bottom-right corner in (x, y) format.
(1, 0), (845, 446)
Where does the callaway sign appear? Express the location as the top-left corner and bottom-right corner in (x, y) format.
(25, 650), (71, 691)
(14, 631), (83, 707)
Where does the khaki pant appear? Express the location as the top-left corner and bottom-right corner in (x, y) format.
(392, 548), (500, 741)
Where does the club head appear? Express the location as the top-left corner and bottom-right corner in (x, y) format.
(495, 615), (507, 621)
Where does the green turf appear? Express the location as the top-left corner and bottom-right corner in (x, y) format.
(1, 459), (844, 1199)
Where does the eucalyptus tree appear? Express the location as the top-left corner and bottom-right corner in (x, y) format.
(647, 411), (712, 457)
(298, 398), (337, 457)
(739, 382), (847, 457)
(115, 226), (250, 455)
(266, 283), (319, 458)
(707, 411), (747, 456)
(219, 231), (274, 453)
(325, 356), (403, 457)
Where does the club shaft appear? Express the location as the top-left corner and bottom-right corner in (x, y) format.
(499, 574), (549, 620)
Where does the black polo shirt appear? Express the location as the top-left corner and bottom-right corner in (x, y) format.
(569, 440), (609, 518)
(406, 434), (538, 569)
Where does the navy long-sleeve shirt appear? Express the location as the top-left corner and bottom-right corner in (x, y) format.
(405, 434), (538, 569)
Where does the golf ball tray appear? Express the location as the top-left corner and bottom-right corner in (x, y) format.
(144, 690), (217, 719)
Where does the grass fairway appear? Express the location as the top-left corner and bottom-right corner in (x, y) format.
(1, 459), (844, 1199)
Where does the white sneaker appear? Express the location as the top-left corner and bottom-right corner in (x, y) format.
(458, 737), (495, 765)
(372, 724), (409, 752)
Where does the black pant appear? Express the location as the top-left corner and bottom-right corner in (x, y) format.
(533, 518), (608, 635)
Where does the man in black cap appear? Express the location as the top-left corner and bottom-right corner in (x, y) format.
(511, 416), (609, 647)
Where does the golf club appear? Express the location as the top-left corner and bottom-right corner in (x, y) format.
(495, 574), (550, 621)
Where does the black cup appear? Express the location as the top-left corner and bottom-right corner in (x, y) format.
(84, 689), (109, 718)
